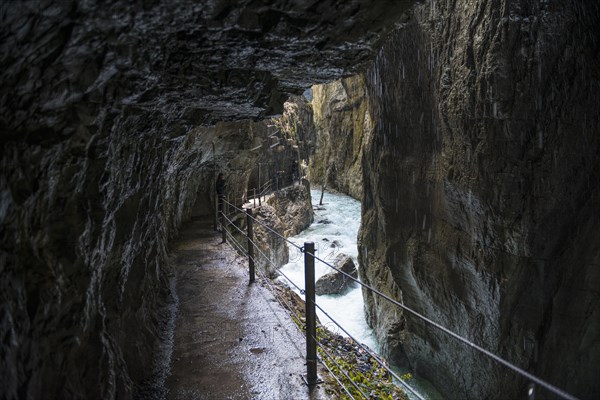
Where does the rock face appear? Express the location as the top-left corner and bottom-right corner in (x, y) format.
(271, 95), (317, 173)
(310, 76), (373, 200)
(0, 116), (268, 399)
(250, 203), (290, 278)
(0, 0), (414, 130)
(358, 1), (600, 400)
(251, 180), (314, 277)
(267, 179), (314, 237)
(0, 1), (416, 398)
(315, 254), (358, 295)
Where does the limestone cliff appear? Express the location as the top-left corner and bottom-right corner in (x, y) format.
(358, 1), (600, 399)
(267, 179), (314, 238)
(272, 95), (317, 169)
(310, 76), (373, 200)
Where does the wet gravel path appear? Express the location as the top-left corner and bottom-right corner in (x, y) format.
(165, 217), (328, 400)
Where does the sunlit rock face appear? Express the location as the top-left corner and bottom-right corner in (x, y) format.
(358, 1), (600, 399)
(0, 1), (416, 397)
(310, 76), (372, 200)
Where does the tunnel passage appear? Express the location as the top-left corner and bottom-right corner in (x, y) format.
(0, 1), (415, 399)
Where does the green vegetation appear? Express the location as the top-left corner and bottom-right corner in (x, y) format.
(272, 284), (409, 400)
(314, 326), (409, 400)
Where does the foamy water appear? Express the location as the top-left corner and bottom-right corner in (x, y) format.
(278, 189), (439, 400)
(278, 189), (378, 351)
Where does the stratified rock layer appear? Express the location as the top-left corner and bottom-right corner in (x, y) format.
(358, 1), (600, 399)
(267, 179), (314, 238)
(251, 180), (314, 277)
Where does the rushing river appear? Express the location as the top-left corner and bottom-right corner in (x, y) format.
(278, 189), (441, 400)
(278, 189), (378, 350)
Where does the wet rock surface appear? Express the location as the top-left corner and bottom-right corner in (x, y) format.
(315, 253), (358, 295)
(250, 203), (290, 278)
(0, 0), (415, 397)
(267, 179), (314, 237)
(0, 115), (269, 399)
(358, 1), (600, 399)
(3, 0), (599, 399)
(250, 180), (314, 277)
(0, 0), (414, 130)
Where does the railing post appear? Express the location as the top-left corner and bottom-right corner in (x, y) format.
(253, 188), (256, 207)
(246, 208), (255, 284)
(304, 241), (318, 385)
(219, 196), (226, 243)
(527, 383), (536, 400)
(214, 194), (218, 231)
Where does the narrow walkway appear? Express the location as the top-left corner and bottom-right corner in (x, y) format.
(166, 216), (327, 400)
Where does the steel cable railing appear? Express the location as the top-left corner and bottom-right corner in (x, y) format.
(220, 208), (306, 322)
(219, 199), (425, 397)
(218, 202), (439, 399)
(223, 199), (303, 251)
(304, 249), (579, 400)
(219, 209), (356, 398)
(312, 335), (364, 400)
(227, 255), (360, 398)
(316, 351), (358, 400)
(313, 300), (425, 400)
(217, 187), (579, 400)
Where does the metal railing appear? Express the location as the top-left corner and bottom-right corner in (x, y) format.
(216, 196), (580, 400)
(246, 170), (301, 207)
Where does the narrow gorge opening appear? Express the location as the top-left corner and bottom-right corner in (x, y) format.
(2, 1), (599, 400)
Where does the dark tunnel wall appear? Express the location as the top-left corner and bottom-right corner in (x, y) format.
(0, 0), (415, 398)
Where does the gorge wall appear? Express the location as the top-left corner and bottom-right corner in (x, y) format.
(0, 1), (415, 398)
(310, 76), (372, 200)
(357, 1), (600, 399)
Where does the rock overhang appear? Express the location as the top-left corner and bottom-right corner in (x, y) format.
(1, 0), (415, 136)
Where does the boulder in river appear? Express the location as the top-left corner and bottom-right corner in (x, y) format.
(315, 254), (358, 295)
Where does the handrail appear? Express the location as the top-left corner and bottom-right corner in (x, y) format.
(217, 201), (416, 398)
(221, 205), (361, 400)
(216, 189), (579, 400)
(305, 249), (579, 400)
(219, 209), (304, 293)
(222, 199), (303, 251)
(218, 208), (358, 397)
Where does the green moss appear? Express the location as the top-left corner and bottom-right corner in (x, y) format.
(316, 329), (409, 400)
(269, 277), (408, 400)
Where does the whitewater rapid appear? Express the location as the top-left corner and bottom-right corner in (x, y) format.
(278, 189), (378, 351)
